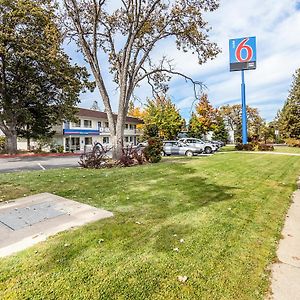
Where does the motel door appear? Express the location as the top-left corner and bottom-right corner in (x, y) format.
(71, 137), (80, 151)
(65, 137), (80, 151)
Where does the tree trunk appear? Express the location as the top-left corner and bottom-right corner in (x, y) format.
(6, 132), (18, 154)
(27, 136), (31, 151)
(111, 124), (124, 161)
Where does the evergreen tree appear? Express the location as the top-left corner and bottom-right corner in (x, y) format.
(212, 114), (229, 142)
(278, 68), (300, 139)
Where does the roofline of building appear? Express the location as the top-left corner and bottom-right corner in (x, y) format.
(76, 107), (143, 124)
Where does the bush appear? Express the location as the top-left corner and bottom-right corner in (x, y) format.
(235, 143), (274, 151)
(79, 143), (113, 169)
(57, 145), (64, 153)
(50, 145), (64, 153)
(118, 144), (146, 167)
(257, 144), (274, 151)
(285, 138), (300, 147)
(143, 138), (163, 163)
(0, 136), (6, 152)
(235, 143), (255, 151)
(33, 148), (46, 154)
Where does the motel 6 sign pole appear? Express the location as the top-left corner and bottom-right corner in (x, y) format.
(229, 36), (257, 144)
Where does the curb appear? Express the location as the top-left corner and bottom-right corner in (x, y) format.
(0, 153), (81, 159)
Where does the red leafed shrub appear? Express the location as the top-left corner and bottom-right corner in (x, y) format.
(118, 144), (146, 167)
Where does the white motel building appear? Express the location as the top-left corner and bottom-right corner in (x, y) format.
(0, 107), (143, 152)
(52, 108), (143, 152)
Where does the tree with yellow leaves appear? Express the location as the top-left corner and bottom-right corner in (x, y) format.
(128, 97), (184, 140)
(188, 94), (217, 138)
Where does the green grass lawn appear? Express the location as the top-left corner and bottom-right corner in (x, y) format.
(219, 145), (236, 152)
(221, 145), (300, 154)
(0, 154), (300, 299)
(274, 146), (300, 154)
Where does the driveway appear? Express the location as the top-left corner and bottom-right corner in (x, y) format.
(0, 155), (81, 173)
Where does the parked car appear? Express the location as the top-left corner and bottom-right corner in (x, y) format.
(137, 141), (148, 147)
(216, 140), (226, 147)
(206, 140), (225, 148)
(162, 141), (202, 157)
(204, 140), (221, 149)
(178, 138), (218, 154)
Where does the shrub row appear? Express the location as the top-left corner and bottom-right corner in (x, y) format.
(235, 143), (274, 151)
(257, 144), (274, 151)
(50, 145), (64, 153)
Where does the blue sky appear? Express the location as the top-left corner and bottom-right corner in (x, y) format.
(64, 0), (300, 122)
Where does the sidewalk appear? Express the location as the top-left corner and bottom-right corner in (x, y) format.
(269, 177), (300, 299)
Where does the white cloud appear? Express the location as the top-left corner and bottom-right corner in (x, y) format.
(165, 0), (300, 121)
(70, 0), (300, 121)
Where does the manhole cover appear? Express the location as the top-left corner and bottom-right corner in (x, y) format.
(0, 202), (66, 230)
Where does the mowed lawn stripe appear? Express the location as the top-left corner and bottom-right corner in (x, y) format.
(0, 153), (299, 300)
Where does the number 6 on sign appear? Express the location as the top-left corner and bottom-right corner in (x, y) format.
(229, 36), (256, 72)
(236, 38), (253, 62)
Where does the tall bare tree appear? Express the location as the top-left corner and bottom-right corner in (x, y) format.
(63, 0), (220, 159)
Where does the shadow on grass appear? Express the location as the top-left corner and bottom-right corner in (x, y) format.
(32, 160), (237, 272)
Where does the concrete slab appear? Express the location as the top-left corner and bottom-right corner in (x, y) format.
(0, 201), (66, 230)
(0, 193), (113, 257)
(269, 183), (300, 299)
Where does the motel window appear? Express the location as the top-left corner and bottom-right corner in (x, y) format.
(103, 137), (109, 144)
(105, 122), (109, 128)
(125, 124), (128, 129)
(85, 137), (92, 145)
(64, 121), (70, 129)
(84, 120), (92, 128)
(73, 120), (81, 127)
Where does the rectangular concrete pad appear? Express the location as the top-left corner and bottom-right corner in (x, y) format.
(0, 202), (66, 230)
(0, 193), (113, 257)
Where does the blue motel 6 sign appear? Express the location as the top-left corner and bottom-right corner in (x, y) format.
(229, 36), (257, 145)
(229, 37), (256, 72)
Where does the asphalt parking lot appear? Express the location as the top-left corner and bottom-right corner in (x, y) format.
(0, 156), (81, 173)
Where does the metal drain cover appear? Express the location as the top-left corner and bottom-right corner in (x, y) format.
(0, 202), (66, 230)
